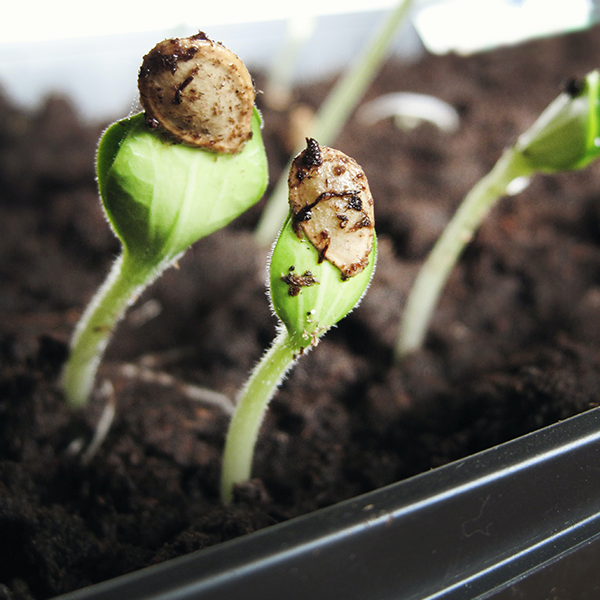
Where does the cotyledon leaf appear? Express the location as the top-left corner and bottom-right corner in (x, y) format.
(97, 107), (267, 264)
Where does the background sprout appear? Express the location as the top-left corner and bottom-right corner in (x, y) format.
(357, 92), (460, 134)
(61, 33), (268, 408)
(221, 139), (376, 504)
(396, 69), (600, 361)
(254, 0), (415, 246)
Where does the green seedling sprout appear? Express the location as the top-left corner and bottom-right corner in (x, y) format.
(221, 138), (376, 503)
(254, 0), (414, 246)
(61, 33), (268, 408)
(396, 70), (600, 360)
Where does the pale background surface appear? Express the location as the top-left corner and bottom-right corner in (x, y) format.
(0, 0), (596, 121)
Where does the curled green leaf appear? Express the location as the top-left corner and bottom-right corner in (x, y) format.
(516, 69), (600, 172)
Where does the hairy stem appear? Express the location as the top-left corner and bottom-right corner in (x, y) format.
(254, 0), (415, 246)
(221, 330), (299, 503)
(395, 148), (534, 361)
(61, 251), (157, 408)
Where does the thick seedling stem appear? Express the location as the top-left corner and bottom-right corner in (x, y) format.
(221, 331), (298, 503)
(62, 253), (158, 408)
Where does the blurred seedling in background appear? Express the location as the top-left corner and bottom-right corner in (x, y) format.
(357, 91), (460, 133)
(221, 138), (376, 503)
(396, 69), (600, 361)
(254, 0), (415, 246)
(61, 32), (268, 409)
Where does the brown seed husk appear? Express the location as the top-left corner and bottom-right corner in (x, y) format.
(288, 139), (375, 279)
(138, 32), (255, 154)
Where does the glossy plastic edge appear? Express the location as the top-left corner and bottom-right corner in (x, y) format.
(55, 405), (600, 600)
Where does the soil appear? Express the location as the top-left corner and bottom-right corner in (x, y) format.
(3, 24), (600, 600)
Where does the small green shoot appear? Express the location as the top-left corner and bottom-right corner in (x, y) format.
(254, 0), (415, 246)
(61, 34), (268, 408)
(221, 139), (376, 503)
(396, 69), (600, 360)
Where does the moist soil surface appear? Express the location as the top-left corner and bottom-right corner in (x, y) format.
(3, 25), (600, 600)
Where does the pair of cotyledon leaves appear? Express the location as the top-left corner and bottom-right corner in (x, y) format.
(97, 108), (375, 344)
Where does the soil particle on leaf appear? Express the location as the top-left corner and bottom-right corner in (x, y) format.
(3, 24), (600, 599)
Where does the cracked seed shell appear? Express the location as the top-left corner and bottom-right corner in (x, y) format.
(138, 32), (255, 154)
(288, 139), (375, 279)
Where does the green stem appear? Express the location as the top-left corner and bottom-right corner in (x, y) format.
(221, 330), (299, 503)
(395, 148), (534, 361)
(61, 251), (156, 408)
(254, 0), (415, 246)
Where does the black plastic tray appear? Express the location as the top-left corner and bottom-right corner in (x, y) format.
(56, 405), (600, 600)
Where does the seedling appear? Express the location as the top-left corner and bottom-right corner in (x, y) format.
(61, 33), (268, 408)
(221, 139), (376, 503)
(396, 70), (600, 360)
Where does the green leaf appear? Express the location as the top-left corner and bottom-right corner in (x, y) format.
(516, 70), (600, 173)
(97, 108), (268, 264)
(269, 214), (376, 348)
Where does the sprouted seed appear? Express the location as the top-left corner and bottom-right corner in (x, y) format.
(220, 139), (376, 503)
(61, 33), (267, 408)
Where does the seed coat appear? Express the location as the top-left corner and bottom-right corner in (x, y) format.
(138, 32), (255, 154)
(288, 139), (375, 279)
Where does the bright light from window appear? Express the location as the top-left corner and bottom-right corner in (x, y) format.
(1, 0), (401, 44)
(0, 0), (597, 120)
(415, 0), (592, 54)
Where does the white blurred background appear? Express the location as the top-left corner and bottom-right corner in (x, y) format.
(0, 0), (596, 121)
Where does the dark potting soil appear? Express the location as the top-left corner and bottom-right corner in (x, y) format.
(3, 24), (600, 600)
